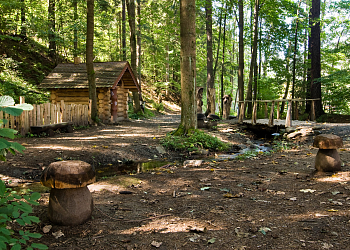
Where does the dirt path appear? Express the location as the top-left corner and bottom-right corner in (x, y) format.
(1, 114), (350, 249)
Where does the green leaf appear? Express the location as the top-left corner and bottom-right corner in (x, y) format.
(26, 233), (42, 239)
(0, 128), (18, 139)
(0, 139), (11, 150)
(30, 193), (41, 201)
(0, 227), (11, 236)
(0, 235), (9, 243)
(15, 104), (33, 111)
(27, 216), (40, 223)
(10, 243), (21, 250)
(0, 181), (5, 196)
(16, 218), (25, 226)
(0, 96), (15, 107)
(12, 210), (19, 218)
(1, 107), (23, 116)
(0, 241), (7, 250)
(30, 243), (48, 250)
(18, 202), (32, 213)
(19, 238), (26, 244)
(10, 142), (26, 154)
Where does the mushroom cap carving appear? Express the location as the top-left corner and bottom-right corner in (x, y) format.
(41, 160), (95, 189)
(313, 134), (343, 149)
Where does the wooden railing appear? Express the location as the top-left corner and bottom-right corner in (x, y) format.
(238, 98), (319, 127)
(0, 97), (91, 136)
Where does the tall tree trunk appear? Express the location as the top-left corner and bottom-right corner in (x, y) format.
(122, 0), (127, 61)
(309, 0), (323, 117)
(126, 0), (141, 113)
(20, 0), (26, 37)
(280, 41), (292, 115)
(245, 0), (259, 117)
(205, 0), (215, 116)
(86, 0), (97, 121)
(48, 0), (56, 61)
(175, 0), (196, 134)
(73, 0), (78, 58)
(238, 0), (244, 120)
(220, 10), (227, 118)
(137, 0), (141, 87)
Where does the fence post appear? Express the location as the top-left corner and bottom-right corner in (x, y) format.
(238, 101), (244, 124)
(268, 101), (275, 127)
(310, 100), (316, 121)
(264, 102), (268, 118)
(285, 100), (292, 127)
(251, 101), (257, 125)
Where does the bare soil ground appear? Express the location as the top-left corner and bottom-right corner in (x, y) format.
(1, 112), (350, 250)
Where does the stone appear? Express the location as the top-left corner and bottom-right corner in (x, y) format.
(155, 145), (166, 154)
(315, 149), (341, 172)
(183, 160), (203, 167)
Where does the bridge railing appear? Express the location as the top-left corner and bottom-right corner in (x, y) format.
(238, 98), (319, 127)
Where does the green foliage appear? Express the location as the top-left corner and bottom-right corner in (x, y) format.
(0, 181), (47, 250)
(0, 96), (47, 249)
(128, 103), (155, 120)
(152, 102), (164, 112)
(162, 129), (230, 152)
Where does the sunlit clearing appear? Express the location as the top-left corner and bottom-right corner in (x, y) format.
(119, 217), (224, 234)
(316, 171), (350, 183)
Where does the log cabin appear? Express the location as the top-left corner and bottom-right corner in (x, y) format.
(39, 61), (141, 123)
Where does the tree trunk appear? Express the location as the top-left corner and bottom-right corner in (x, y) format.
(205, 0), (215, 116)
(245, 0), (259, 117)
(309, 0), (323, 117)
(122, 0), (127, 61)
(137, 0), (141, 88)
(48, 0), (56, 61)
(238, 0), (245, 120)
(86, 0), (97, 121)
(20, 0), (26, 37)
(175, 0), (196, 134)
(280, 41), (292, 115)
(73, 0), (78, 58)
(126, 0), (141, 113)
(220, 10), (227, 118)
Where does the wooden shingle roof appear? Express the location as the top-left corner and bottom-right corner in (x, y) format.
(39, 61), (140, 92)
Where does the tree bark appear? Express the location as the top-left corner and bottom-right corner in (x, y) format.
(238, 0), (244, 120)
(20, 0), (26, 37)
(245, 0), (259, 117)
(126, 0), (141, 113)
(205, 0), (215, 116)
(122, 0), (127, 61)
(86, 0), (98, 121)
(48, 0), (56, 61)
(175, 0), (196, 134)
(137, 0), (141, 87)
(309, 0), (323, 117)
(73, 0), (78, 58)
(220, 10), (227, 118)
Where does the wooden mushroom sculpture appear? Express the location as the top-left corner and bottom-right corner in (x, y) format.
(41, 160), (95, 225)
(313, 134), (343, 172)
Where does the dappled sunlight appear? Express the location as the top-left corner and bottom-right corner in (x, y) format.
(287, 209), (350, 221)
(315, 171), (350, 183)
(28, 145), (83, 151)
(118, 217), (225, 235)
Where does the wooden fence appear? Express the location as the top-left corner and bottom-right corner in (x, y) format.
(0, 98), (91, 136)
(238, 98), (319, 127)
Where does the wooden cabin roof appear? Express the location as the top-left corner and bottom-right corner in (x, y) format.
(39, 61), (140, 92)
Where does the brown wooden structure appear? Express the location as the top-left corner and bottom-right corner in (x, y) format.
(39, 61), (141, 122)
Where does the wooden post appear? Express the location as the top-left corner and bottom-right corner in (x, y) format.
(251, 101), (257, 125)
(294, 101), (299, 120)
(310, 100), (315, 121)
(61, 100), (65, 122)
(264, 102), (268, 118)
(19, 97), (25, 135)
(268, 101), (275, 127)
(285, 100), (292, 127)
(276, 101), (280, 119)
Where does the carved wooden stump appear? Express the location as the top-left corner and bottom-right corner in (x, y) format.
(313, 134), (343, 172)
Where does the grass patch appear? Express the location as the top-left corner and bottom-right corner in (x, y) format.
(161, 129), (230, 152)
(105, 176), (142, 188)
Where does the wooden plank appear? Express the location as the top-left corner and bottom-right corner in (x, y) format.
(50, 103), (55, 124)
(268, 101), (275, 127)
(57, 103), (61, 123)
(37, 105), (41, 125)
(45, 103), (51, 125)
(61, 100), (66, 122)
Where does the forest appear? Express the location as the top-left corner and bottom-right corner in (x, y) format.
(0, 0), (349, 120)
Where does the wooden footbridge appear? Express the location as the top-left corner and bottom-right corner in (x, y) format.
(237, 98), (319, 128)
